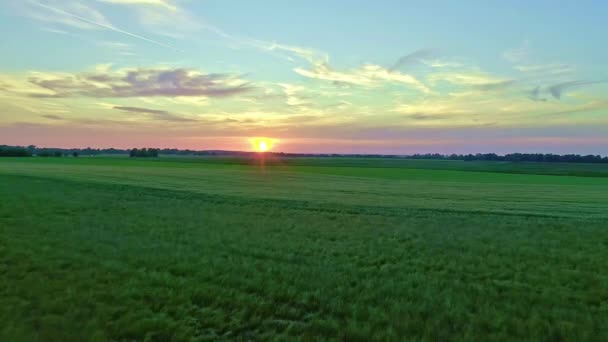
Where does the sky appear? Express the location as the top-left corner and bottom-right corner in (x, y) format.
(0, 0), (607, 154)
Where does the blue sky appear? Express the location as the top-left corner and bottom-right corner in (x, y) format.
(0, 0), (607, 153)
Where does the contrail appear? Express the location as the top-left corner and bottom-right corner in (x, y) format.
(34, 1), (182, 52)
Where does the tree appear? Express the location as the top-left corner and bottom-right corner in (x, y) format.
(27, 145), (36, 155)
(129, 148), (159, 158)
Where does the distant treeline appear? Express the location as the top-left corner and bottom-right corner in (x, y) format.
(0, 145), (126, 157)
(129, 148), (159, 158)
(1, 145), (606, 163)
(0, 145), (156, 158)
(0, 145), (32, 157)
(408, 153), (608, 164)
(274, 152), (608, 163)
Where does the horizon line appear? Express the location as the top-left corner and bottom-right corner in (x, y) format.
(2, 144), (607, 158)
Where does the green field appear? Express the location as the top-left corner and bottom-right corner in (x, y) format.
(1, 157), (608, 340)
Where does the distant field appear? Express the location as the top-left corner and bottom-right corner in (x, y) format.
(1, 157), (607, 340)
(162, 155), (608, 177)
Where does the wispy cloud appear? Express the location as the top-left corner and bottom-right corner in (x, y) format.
(279, 84), (310, 107)
(42, 114), (64, 120)
(515, 63), (573, 75)
(548, 80), (608, 99)
(393, 102), (473, 116)
(429, 71), (509, 87)
(294, 63), (429, 92)
(258, 43), (430, 92)
(113, 106), (196, 122)
(97, 0), (177, 11)
(503, 40), (531, 63)
(473, 80), (516, 91)
(389, 49), (438, 71)
(405, 113), (447, 121)
(96, 0), (205, 38)
(40, 27), (70, 35)
(547, 100), (608, 116)
(97, 41), (135, 56)
(266, 43), (328, 65)
(528, 86), (547, 102)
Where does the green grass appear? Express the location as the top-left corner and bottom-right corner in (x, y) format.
(1, 157), (608, 340)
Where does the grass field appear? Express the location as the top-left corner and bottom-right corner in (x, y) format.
(1, 156), (608, 340)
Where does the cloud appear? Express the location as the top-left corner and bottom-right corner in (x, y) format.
(293, 62), (429, 92)
(98, 41), (130, 49)
(389, 48), (438, 71)
(548, 80), (608, 99)
(95, 0), (206, 38)
(266, 43), (328, 63)
(394, 102), (473, 116)
(97, 0), (177, 11)
(387, 88), (607, 127)
(405, 113), (446, 121)
(503, 40), (531, 63)
(135, 7), (204, 38)
(429, 72), (509, 87)
(262, 42), (429, 92)
(279, 84), (310, 107)
(40, 27), (70, 35)
(42, 114), (64, 120)
(528, 86), (547, 102)
(547, 100), (608, 116)
(422, 60), (464, 69)
(473, 80), (516, 91)
(28, 67), (253, 98)
(113, 106), (196, 122)
(515, 63), (573, 75)
(97, 41), (135, 56)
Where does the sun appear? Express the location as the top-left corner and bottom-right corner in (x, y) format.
(258, 140), (269, 152)
(250, 137), (275, 152)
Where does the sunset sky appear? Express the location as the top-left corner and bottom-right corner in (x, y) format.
(1, 0), (607, 154)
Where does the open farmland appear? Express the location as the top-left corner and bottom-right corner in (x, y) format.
(1, 157), (608, 340)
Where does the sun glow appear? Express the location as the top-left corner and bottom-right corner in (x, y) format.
(258, 140), (269, 152)
(250, 137), (276, 152)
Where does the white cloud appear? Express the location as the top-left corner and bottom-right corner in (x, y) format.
(133, 6), (204, 38)
(270, 43), (429, 92)
(428, 71), (507, 86)
(422, 60), (464, 69)
(279, 84), (309, 107)
(503, 40), (531, 63)
(359, 65), (430, 92)
(266, 43), (329, 66)
(514, 63), (573, 75)
(393, 102), (473, 115)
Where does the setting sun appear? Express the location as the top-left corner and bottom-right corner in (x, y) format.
(258, 141), (269, 152)
(250, 137), (275, 152)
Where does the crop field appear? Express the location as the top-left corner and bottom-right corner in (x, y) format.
(1, 156), (608, 340)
